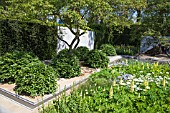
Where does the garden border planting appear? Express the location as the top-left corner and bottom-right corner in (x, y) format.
(0, 55), (168, 110)
(0, 56), (122, 109)
(0, 72), (93, 109)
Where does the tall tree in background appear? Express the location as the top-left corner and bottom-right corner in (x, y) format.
(142, 0), (170, 36)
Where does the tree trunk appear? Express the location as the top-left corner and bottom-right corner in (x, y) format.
(136, 9), (141, 22)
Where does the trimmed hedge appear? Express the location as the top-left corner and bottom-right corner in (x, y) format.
(0, 19), (58, 60)
(50, 49), (81, 78)
(100, 44), (117, 56)
(84, 49), (109, 68)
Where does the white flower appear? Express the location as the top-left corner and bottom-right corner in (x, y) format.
(85, 91), (88, 94)
(138, 78), (144, 82)
(96, 69), (100, 72)
(160, 72), (163, 74)
(134, 78), (139, 82)
(136, 87), (143, 91)
(136, 82), (140, 85)
(139, 71), (143, 73)
(159, 77), (163, 80)
(132, 85), (137, 88)
(120, 83), (126, 86)
(146, 86), (150, 89)
(146, 73), (151, 76)
(126, 82), (131, 85)
(166, 72), (169, 74)
(149, 79), (154, 82)
(156, 78), (161, 81)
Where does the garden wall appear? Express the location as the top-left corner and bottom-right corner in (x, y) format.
(57, 26), (95, 52)
(0, 20), (95, 59)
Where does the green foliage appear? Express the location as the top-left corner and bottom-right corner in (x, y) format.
(100, 44), (117, 56)
(74, 46), (89, 61)
(84, 49), (109, 68)
(0, 51), (39, 83)
(0, 51), (57, 97)
(15, 62), (57, 97)
(41, 59), (170, 113)
(114, 45), (138, 55)
(142, 0), (170, 36)
(0, 20), (58, 60)
(160, 37), (170, 47)
(50, 49), (81, 78)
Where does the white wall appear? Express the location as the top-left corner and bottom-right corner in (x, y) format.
(57, 26), (95, 52)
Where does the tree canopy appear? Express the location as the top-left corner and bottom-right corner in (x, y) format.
(0, 0), (169, 50)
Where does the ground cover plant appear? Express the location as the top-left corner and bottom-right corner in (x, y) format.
(42, 59), (170, 113)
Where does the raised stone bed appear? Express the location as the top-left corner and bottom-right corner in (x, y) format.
(0, 56), (123, 110)
(0, 67), (98, 109)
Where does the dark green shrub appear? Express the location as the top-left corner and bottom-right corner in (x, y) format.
(100, 44), (117, 56)
(15, 62), (57, 97)
(0, 51), (39, 83)
(50, 49), (81, 78)
(74, 46), (89, 61)
(84, 49), (109, 68)
(56, 49), (70, 58)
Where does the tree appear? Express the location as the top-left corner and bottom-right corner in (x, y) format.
(142, 0), (170, 36)
(53, 0), (113, 51)
(2, 0), (138, 52)
(2, 0), (113, 51)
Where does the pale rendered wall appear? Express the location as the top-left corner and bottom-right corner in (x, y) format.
(57, 26), (95, 52)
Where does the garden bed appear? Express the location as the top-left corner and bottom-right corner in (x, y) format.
(0, 66), (98, 109)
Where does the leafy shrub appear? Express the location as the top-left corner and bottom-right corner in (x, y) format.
(84, 49), (109, 68)
(50, 49), (81, 78)
(15, 62), (57, 97)
(100, 44), (117, 56)
(0, 51), (39, 83)
(74, 46), (89, 61)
